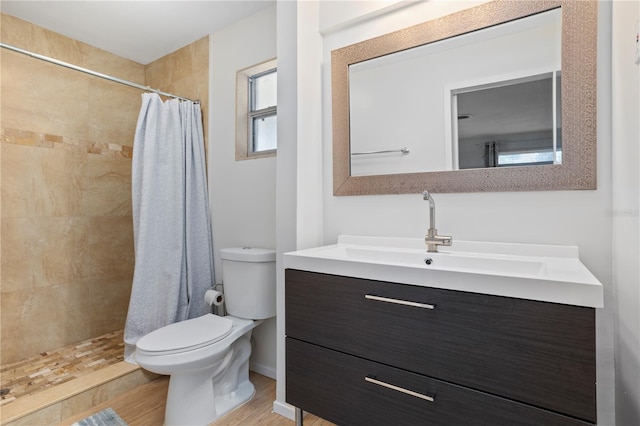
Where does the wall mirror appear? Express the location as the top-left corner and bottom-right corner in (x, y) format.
(332, 0), (597, 195)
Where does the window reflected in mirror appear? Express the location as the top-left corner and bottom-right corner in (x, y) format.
(453, 72), (562, 169)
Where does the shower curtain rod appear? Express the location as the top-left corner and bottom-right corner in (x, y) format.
(1, 42), (198, 103)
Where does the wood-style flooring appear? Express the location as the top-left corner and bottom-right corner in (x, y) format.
(58, 372), (334, 426)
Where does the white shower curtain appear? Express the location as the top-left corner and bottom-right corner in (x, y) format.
(124, 93), (214, 362)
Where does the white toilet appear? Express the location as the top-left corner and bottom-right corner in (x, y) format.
(134, 247), (276, 426)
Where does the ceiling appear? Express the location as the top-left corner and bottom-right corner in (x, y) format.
(0, 1), (275, 64)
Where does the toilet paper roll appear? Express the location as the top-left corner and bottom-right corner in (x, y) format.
(204, 289), (224, 307)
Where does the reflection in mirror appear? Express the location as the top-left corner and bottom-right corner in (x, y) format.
(454, 72), (562, 169)
(349, 7), (562, 177)
(332, 0), (597, 195)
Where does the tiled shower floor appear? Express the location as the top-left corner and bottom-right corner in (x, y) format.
(0, 330), (124, 406)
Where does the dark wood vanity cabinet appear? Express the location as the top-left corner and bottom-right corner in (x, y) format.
(285, 269), (597, 425)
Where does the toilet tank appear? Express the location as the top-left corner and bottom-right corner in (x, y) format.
(220, 247), (276, 320)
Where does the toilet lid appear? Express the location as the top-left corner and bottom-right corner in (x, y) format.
(136, 314), (233, 354)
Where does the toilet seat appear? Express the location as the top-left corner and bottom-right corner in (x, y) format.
(136, 314), (233, 356)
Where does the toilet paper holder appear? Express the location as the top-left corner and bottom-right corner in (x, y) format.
(207, 284), (226, 316)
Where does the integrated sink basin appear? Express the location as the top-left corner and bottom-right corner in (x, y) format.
(340, 247), (547, 276)
(283, 235), (603, 307)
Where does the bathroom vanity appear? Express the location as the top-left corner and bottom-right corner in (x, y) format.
(284, 236), (603, 425)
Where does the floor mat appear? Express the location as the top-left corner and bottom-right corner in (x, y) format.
(72, 407), (128, 426)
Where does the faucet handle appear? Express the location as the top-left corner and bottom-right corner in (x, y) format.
(439, 235), (453, 246)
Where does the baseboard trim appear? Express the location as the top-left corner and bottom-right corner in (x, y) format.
(272, 399), (295, 420)
(249, 362), (276, 380)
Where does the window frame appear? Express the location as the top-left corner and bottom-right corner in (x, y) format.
(236, 59), (277, 160)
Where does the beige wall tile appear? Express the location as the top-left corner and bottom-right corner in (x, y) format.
(3, 402), (61, 426)
(0, 217), (89, 293)
(0, 14), (141, 361)
(144, 36), (209, 101)
(1, 13), (144, 82)
(33, 26), (84, 66)
(1, 15), (82, 66)
(0, 14), (209, 365)
(81, 154), (132, 217)
(1, 15), (143, 144)
(144, 56), (171, 92)
(167, 68), (209, 107)
(39, 218), (90, 286)
(87, 79), (141, 146)
(59, 385), (108, 420)
(1, 284), (90, 364)
(144, 36), (209, 153)
(102, 368), (158, 399)
(169, 42), (196, 83)
(194, 36), (209, 73)
(1, 51), (91, 139)
(86, 216), (134, 281)
(1, 143), (39, 217)
(1, 14), (33, 50)
(1, 143), (86, 218)
(58, 367), (157, 420)
(83, 278), (132, 337)
(80, 43), (145, 84)
(1, 217), (40, 293)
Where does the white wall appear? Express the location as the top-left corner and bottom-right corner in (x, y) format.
(318, 1), (617, 424)
(273, 0), (324, 419)
(208, 5), (278, 379)
(274, 1), (640, 424)
(612, 1), (640, 424)
(274, 0), (299, 418)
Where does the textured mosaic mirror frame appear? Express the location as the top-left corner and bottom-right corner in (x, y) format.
(332, 0), (597, 195)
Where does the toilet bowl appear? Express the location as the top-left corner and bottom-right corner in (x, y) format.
(133, 247), (276, 426)
(135, 314), (257, 425)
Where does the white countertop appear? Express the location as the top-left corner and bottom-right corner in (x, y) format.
(283, 235), (603, 308)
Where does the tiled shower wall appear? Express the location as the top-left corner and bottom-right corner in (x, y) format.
(0, 14), (209, 365)
(0, 14), (142, 365)
(145, 36), (210, 143)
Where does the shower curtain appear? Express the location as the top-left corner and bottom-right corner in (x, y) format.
(124, 93), (214, 362)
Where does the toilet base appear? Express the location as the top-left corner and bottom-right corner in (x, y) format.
(211, 379), (255, 421)
(133, 315), (259, 425)
(162, 327), (256, 425)
(164, 375), (255, 425)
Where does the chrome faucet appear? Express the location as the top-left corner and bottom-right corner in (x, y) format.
(422, 191), (452, 252)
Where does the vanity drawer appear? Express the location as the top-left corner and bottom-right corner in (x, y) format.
(285, 269), (596, 422)
(287, 338), (591, 426)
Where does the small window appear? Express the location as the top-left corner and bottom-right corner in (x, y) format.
(498, 149), (562, 167)
(236, 59), (277, 160)
(249, 69), (277, 153)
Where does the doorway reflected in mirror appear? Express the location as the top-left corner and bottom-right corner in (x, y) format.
(454, 72), (562, 170)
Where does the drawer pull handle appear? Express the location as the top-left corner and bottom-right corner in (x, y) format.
(365, 376), (435, 402)
(365, 294), (435, 310)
